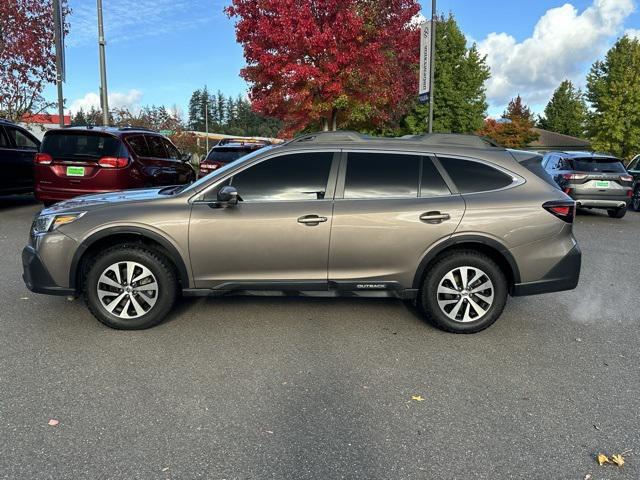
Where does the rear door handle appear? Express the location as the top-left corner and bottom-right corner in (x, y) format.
(420, 212), (450, 224)
(298, 215), (328, 226)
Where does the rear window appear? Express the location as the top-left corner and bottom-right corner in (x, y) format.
(439, 157), (514, 194)
(42, 132), (120, 159)
(569, 157), (626, 173)
(205, 148), (252, 163)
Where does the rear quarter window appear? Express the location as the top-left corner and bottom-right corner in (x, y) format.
(439, 157), (514, 194)
(126, 135), (150, 157)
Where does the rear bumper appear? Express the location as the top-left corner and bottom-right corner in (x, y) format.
(35, 184), (115, 202)
(512, 244), (581, 296)
(22, 246), (75, 296)
(571, 193), (630, 209)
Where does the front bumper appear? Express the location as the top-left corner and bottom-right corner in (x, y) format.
(22, 246), (75, 296)
(512, 244), (581, 296)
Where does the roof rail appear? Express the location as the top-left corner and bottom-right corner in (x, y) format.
(403, 133), (503, 149)
(118, 126), (156, 132)
(287, 130), (503, 149)
(289, 131), (366, 144)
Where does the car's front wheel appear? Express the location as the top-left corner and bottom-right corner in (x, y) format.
(419, 251), (508, 334)
(607, 207), (627, 219)
(84, 245), (177, 330)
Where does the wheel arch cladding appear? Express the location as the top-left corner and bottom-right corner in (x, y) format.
(412, 236), (520, 292)
(70, 227), (190, 291)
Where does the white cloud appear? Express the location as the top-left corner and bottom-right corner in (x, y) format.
(69, 89), (143, 114)
(625, 28), (640, 38)
(477, 0), (636, 109)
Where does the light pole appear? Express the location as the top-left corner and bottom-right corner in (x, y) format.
(52, 0), (65, 127)
(428, 0), (436, 133)
(97, 0), (109, 126)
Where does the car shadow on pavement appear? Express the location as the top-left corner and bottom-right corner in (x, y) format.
(0, 194), (41, 211)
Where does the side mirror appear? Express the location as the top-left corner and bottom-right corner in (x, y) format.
(216, 185), (242, 206)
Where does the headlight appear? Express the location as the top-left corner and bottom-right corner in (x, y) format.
(32, 212), (86, 235)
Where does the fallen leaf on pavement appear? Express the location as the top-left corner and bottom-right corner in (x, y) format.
(411, 395), (425, 402)
(611, 454), (625, 467)
(48, 419), (59, 427)
(597, 453), (610, 466)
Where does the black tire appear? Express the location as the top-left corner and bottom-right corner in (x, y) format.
(607, 207), (627, 219)
(631, 188), (640, 212)
(419, 250), (508, 334)
(84, 245), (177, 330)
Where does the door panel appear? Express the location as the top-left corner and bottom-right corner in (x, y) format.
(328, 196), (465, 287)
(188, 151), (338, 288)
(1, 126), (38, 191)
(189, 201), (333, 287)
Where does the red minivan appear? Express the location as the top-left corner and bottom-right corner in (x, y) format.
(35, 127), (196, 205)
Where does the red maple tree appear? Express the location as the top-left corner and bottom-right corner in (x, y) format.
(226, 0), (420, 136)
(0, 0), (69, 122)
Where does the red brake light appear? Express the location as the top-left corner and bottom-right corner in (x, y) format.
(543, 201), (576, 223)
(620, 175), (633, 182)
(98, 157), (129, 168)
(562, 173), (587, 181)
(628, 190), (634, 198)
(35, 153), (53, 165)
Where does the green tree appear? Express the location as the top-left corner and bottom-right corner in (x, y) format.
(539, 80), (587, 137)
(586, 35), (640, 159)
(398, 14), (490, 135)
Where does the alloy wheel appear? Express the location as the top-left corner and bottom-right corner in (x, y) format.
(436, 266), (494, 323)
(96, 261), (159, 319)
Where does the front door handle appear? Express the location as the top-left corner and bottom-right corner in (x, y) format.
(298, 215), (328, 226)
(420, 211), (450, 224)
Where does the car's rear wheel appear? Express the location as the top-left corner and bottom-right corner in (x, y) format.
(607, 207), (627, 219)
(631, 188), (640, 212)
(84, 245), (177, 330)
(419, 251), (508, 334)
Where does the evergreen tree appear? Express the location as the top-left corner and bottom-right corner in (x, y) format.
(187, 89), (202, 130)
(399, 14), (490, 134)
(586, 35), (640, 159)
(71, 108), (88, 126)
(539, 80), (587, 137)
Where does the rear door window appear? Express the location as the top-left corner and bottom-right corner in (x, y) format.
(42, 133), (120, 159)
(6, 127), (39, 150)
(344, 153), (420, 199)
(126, 135), (150, 157)
(569, 157), (626, 173)
(145, 135), (168, 158)
(439, 157), (514, 194)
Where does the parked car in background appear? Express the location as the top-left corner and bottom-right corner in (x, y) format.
(34, 127), (196, 206)
(627, 154), (640, 211)
(23, 132), (581, 334)
(198, 138), (271, 178)
(542, 151), (633, 218)
(0, 118), (41, 196)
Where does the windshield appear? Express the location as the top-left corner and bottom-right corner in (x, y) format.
(42, 132), (121, 159)
(179, 146), (274, 194)
(205, 149), (252, 163)
(570, 157), (626, 173)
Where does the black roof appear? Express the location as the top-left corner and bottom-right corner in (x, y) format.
(46, 126), (161, 136)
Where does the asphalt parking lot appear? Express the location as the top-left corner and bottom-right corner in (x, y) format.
(1, 194), (638, 480)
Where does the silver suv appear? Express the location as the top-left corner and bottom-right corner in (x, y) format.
(22, 132), (581, 333)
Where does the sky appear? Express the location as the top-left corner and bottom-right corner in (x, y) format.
(45, 0), (640, 120)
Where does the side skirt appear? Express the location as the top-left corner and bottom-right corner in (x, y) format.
(182, 281), (418, 300)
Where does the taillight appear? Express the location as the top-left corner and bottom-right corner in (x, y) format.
(199, 161), (225, 173)
(563, 188), (572, 195)
(543, 200), (576, 224)
(628, 190), (634, 198)
(98, 157), (129, 168)
(562, 173), (587, 181)
(35, 153), (53, 165)
(620, 175), (633, 182)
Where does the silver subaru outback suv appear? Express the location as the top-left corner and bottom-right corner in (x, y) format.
(22, 132), (581, 333)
